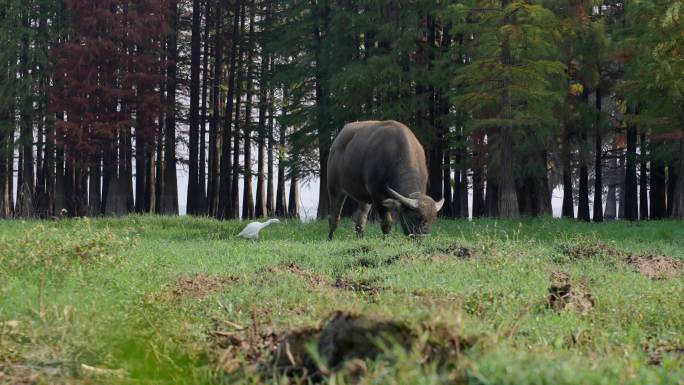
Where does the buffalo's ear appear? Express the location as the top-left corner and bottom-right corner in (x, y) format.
(435, 198), (445, 212)
(381, 199), (401, 210)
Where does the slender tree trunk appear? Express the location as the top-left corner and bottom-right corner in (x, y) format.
(135, 121), (147, 213)
(650, 150), (666, 219)
(593, 88), (603, 222)
(442, 148), (452, 217)
(230, 1), (247, 219)
(255, 52), (269, 218)
(472, 164), (485, 218)
(562, 127), (574, 218)
(670, 135), (684, 218)
(578, 163), (590, 221)
(241, 0), (257, 220)
(275, 91), (287, 217)
(472, 131), (485, 217)
(0, 106), (9, 218)
(161, 0), (179, 215)
(17, 30), (34, 218)
(452, 146), (461, 218)
(460, 159), (469, 218)
(186, 0), (202, 215)
(89, 153), (102, 216)
(624, 117), (638, 220)
(197, 4), (210, 215)
(667, 160), (677, 217)
(266, 82), (275, 216)
(315, 2), (331, 220)
(639, 133), (648, 220)
(208, 2), (224, 217)
(219, 0), (243, 219)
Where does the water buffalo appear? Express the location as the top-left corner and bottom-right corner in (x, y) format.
(326, 120), (444, 239)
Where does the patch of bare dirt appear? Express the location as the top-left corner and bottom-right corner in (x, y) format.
(558, 235), (625, 260)
(0, 363), (65, 385)
(212, 311), (474, 381)
(280, 262), (330, 286)
(428, 243), (477, 261)
(170, 273), (238, 299)
(332, 278), (382, 296)
(644, 339), (684, 366)
(352, 252), (417, 269)
(627, 254), (683, 280)
(547, 271), (595, 315)
(273, 311), (473, 380)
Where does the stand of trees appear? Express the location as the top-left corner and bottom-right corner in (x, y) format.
(0, 0), (682, 221)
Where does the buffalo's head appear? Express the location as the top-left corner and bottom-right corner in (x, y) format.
(382, 188), (444, 235)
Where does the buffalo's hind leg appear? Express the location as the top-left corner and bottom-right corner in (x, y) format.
(328, 191), (347, 240)
(353, 203), (372, 238)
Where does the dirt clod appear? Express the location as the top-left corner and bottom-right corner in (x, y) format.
(547, 272), (595, 315)
(558, 234), (625, 260)
(428, 242), (477, 261)
(273, 311), (472, 378)
(332, 277), (382, 296)
(627, 254), (683, 280)
(170, 273), (238, 299)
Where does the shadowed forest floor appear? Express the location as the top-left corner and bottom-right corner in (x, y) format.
(1, 216), (683, 384)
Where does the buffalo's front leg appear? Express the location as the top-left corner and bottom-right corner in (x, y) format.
(328, 192), (347, 240)
(376, 206), (394, 237)
(353, 203), (372, 238)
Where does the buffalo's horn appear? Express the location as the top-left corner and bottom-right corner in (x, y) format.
(435, 198), (445, 212)
(387, 187), (420, 209)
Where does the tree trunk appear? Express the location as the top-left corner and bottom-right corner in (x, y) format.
(460, 161), (469, 218)
(288, 175), (300, 219)
(197, 4), (210, 215)
(578, 99), (590, 222)
(88, 154), (102, 216)
(224, 1), (246, 218)
(187, 0), (202, 215)
(670, 136), (684, 218)
(275, 92), (287, 217)
(217, 0), (244, 219)
(497, 0), (518, 218)
(17, 32), (34, 218)
(207, 3), (223, 217)
(562, 128), (574, 218)
(593, 88), (603, 222)
(624, 119), (638, 220)
(639, 133), (648, 219)
(443, 148), (452, 217)
(242, 0), (257, 220)
(578, 163), (590, 221)
(255, 53), (269, 218)
(315, 2), (331, 220)
(472, 131), (485, 218)
(472, 162), (485, 218)
(650, 149), (666, 219)
(266, 82), (275, 216)
(667, 161), (677, 217)
(161, 0), (179, 215)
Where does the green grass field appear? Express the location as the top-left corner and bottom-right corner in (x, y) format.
(1, 216), (683, 384)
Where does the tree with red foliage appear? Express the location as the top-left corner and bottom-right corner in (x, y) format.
(51, 0), (169, 216)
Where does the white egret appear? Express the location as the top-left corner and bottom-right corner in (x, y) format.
(237, 218), (281, 240)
